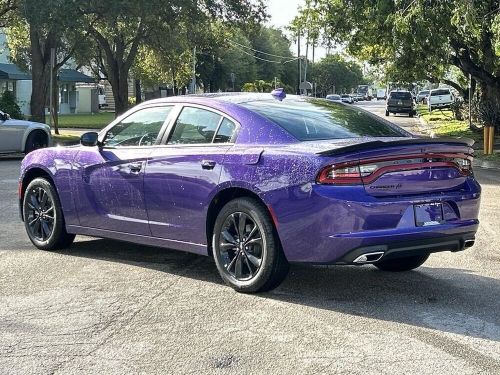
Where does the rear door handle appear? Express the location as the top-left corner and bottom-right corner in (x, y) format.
(201, 160), (216, 170)
(128, 162), (143, 173)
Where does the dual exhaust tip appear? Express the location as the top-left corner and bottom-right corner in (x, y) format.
(353, 239), (475, 264)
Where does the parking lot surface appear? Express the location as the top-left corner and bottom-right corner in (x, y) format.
(1, 104), (500, 374)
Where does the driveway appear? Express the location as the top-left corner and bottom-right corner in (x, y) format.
(1, 142), (499, 373)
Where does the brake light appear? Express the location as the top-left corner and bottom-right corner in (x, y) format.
(317, 154), (473, 185)
(317, 163), (363, 185)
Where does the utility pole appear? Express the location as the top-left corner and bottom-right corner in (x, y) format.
(297, 33), (301, 95)
(468, 73), (472, 128)
(191, 46), (196, 94)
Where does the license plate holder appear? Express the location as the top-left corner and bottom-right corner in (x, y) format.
(414, 203), (444, 227)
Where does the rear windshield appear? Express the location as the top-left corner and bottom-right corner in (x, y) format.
(241, 98), (406, 141)
(389, 92), (412, 99)
(431, 89), (451, 96)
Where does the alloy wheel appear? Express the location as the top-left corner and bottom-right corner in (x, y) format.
(26, 187), (55, 241)
(218, 212), (264, 281)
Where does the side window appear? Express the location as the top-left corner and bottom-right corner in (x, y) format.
(104, 106), (172, 147)
(214, 118), (237, 143)
(168, 107), (221, 144)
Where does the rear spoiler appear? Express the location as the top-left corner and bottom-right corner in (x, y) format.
(317, 137), (475, 156)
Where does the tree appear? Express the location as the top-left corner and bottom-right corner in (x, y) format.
(4, 0), (85, 128)
(79, 0), (267, 115)
(294, 0), (500, 120)
(312, 54), (364, 96)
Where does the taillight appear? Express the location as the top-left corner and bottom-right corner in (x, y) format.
(317, 154), (473, 185)
(317, 164), (363, 185)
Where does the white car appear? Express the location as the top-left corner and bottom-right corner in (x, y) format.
(0, 111), (52, 154)
(326, 94), (342, 102)
(341, 94), (354, 104)
(428, 88), (454, 111)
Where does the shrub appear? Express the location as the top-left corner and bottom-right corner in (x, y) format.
(0, 90), (23, 119)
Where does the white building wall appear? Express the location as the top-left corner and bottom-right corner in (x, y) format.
(16, 80), (32, 116)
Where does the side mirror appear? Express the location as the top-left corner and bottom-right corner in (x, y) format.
(80, 132), (99, 147)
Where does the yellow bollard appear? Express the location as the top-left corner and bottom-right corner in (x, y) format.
(488, 126), (495, 155)
(484, 126), (490, 154)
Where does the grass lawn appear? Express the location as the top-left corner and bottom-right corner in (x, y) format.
(58, 112), (115, 129)
(52, 133), (81, 146)
(416, 105), (500, 162)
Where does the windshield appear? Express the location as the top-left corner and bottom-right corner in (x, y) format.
(241, 98), (406, 141)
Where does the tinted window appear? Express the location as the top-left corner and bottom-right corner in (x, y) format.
(168, 107), (222, 144)
(326, 95), (341, 100)
(214, 118), (237, 143)
(241, 99), (406, 141)
(104, 106), (172, 147)
(419, 91), (429, 95)
(389, 92), (411, 99)
(431, 89), (451, 96)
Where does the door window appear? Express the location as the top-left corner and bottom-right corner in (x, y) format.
(104, 106), (172, 147)
(168, 107), (222, 144)
(214, 118), (237, 143)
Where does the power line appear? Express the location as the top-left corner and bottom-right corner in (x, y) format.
(228, 39), (295, 59)
(228, 41), (300, 64)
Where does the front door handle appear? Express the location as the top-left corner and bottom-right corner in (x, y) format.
(128, 162), (143, 173)
(201, 160), (216, 170)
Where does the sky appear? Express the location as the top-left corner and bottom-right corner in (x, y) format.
(266, 0), (328, 60)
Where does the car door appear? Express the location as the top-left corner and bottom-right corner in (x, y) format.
(74, 105), (174, 235)
(144, 105), (239, 246)
(0, 115), (25, 152)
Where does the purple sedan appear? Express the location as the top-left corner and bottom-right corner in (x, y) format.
(19, 93), (481, 292)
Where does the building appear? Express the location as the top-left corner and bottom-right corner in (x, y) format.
(0, 32), (97, 116)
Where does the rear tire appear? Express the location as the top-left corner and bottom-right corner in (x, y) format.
(212, 197), (289, 293)
(23, 178), (75, 250)
(375, 254), (429, 272)
(385, 110), (389, 116)
(25, 130), (48, 154)
(409, 111), (414, 118)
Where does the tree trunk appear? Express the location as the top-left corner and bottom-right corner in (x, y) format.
(51, 72), (59, 134)
(135, 79), (141, 104)
(29, 27), (49, 123)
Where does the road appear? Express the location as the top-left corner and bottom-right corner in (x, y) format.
(1, 104), (500, 374)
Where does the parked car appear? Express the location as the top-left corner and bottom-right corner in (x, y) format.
(341, 94), (354, 104)
(19, 94), (480, 293)
(0, 110), (51, 154)
(416, 90), (430, 104)
(326, 94), (342, 102)
(385, 90), (416, 117)
(428, 88), (454, 112)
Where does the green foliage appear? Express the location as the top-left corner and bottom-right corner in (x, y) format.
(312, 54), (364, 95)
(294, 1), (500, 95)
(0, 90), (23, 119)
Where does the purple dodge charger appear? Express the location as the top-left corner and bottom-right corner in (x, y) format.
(19, 93), (481, 292)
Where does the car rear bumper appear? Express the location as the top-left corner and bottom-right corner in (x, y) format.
(387, 106), (414, 113)
(270, 181), (481, 264)
(335, 232), (476, 265)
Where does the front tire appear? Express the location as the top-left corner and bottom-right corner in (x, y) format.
(23, 178), (75, 250)
(25, 130), (48, 154)
(385, 110), (389, 116)
(212, 197), (289, 293)
(375, 254), (429, 272)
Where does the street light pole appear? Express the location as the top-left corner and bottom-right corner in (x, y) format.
(191, 46), (196, 94)
(469, 73), (472, 128)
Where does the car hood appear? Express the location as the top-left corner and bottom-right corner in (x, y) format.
(3, 119), (50, 130)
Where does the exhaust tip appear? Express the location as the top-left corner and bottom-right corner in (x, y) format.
(464, 239), (475, 249)
(353, 251), (385, 264)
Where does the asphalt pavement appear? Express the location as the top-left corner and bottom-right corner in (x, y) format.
(1, 103), (500, 374)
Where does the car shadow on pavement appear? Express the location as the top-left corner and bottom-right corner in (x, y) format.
(65, 237), (500, 343)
